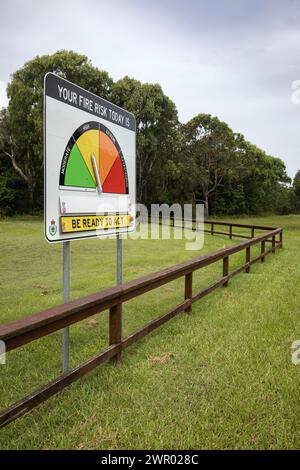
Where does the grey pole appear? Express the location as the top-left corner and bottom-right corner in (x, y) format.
(116, 233), (122, 345)
(62, 241), (70, 372)
(117, 233), (122, 285)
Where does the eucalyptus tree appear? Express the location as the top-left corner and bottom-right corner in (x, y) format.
(111, 76), (179, 204)
(0, 51), (113, 208)
(181, 114), (237, 215)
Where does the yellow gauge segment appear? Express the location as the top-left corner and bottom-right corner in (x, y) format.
(75, 129), (99, 183)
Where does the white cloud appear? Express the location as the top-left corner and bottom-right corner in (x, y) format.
(0, 0), (300, 176)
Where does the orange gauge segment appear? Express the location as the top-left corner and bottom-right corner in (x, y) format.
(99, 131), (118, 184)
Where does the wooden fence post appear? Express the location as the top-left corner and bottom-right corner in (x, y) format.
(246, 246), (251, 273)
(251, 227), (255, 238)
(184, 272), (193, 313)
(109, 304), (122, 363)
(261, 240), (265, 262)
(229, 225), (232, 239)
(223, 256), (229, 287)
(211, 223), (214, 235)
(280, 230), (283, 247)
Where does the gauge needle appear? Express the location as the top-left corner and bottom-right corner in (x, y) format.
(91, 153), (102, 194)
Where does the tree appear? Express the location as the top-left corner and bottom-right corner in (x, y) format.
(293, 170), (300, 199)
(237, 141), (290, 214)
(209, 139), (290, 215)
(0, 50), (113, 209)
(0, 50), (292, 216)
(181, 114), (237, 215)
(291, 169), (300, 212)
(110, 76), (179, 204)
(0, 108), (30, 215)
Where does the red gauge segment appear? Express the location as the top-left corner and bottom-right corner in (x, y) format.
(102, 155), (127, 194)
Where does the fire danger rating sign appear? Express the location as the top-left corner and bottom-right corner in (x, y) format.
(44, 73), (136, 243)
(61, 214), (131, 233)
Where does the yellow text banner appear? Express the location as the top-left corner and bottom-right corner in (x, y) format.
(61, 214), (131, 233)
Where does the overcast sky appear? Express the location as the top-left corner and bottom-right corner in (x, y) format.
(1, 0), (300, 177)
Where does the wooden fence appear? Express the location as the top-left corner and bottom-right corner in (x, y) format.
(0, 220), (283, 427)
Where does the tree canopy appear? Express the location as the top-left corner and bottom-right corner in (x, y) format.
(110, 76), (178, 204)
(0, 50), (295, 216)
(180, 114), (237, 215)
(0, 51), (112, 210)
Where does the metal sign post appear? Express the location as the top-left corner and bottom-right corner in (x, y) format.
(117, 233), (122, 343)
(62, 241), (70, 372)
(44, 73), (136, 369)
(117, 234), (122, 285)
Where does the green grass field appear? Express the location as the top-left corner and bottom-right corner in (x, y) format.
(0, 215), (300, 449)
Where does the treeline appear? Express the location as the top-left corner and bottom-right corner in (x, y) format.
(0, 50), (297, 216)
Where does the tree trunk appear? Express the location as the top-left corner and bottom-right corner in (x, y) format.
(5, 150), (36, 211)
(27, 184), (35, 209)
(204, 192), (209, 217)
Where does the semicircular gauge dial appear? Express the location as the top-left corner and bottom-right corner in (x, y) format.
(59, 121), (129, 194)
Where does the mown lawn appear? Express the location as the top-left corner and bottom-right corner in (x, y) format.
(0, 215), (299, 449)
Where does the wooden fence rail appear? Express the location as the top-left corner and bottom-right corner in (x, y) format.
(151, 216), (280, 243)
(0, 220), (283, 427)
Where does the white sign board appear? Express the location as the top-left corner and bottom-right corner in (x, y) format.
(44, 73), (136, 242)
